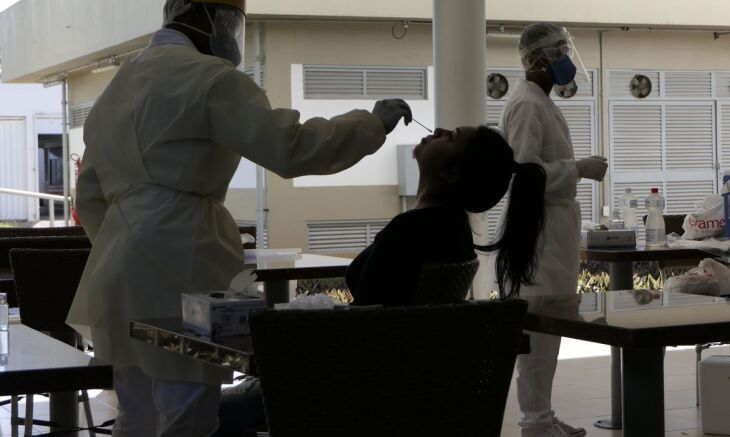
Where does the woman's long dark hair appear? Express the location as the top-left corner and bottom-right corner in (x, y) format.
(458, 126), (547, 298)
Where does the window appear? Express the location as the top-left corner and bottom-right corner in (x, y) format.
(70, 102), (95, 129)
(307, 220), (389, 253)
(608, 70), (723, 241)
(303, 66), (428, 100)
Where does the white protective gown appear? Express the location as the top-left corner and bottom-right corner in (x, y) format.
(67, 29), (386, 385)
(485, 79), (581, 298)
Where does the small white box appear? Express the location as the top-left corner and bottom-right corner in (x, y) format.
(181, 291), (265, 337)
(700, 355), (730, 435)
(580, 230), (636, 249)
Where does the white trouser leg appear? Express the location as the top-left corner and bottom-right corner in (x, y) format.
(112, 367), (158, 437)
(516, 294), (580, 434)
(152, 378), (221, 437)
(516, 330), (562, 432)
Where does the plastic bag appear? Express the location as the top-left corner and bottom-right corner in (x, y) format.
(682, 195), (725, 240)
(663, 258), (730, 297)
(666, 233), (730, 252)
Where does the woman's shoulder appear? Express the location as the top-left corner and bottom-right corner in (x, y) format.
(386, 207), (468, 234)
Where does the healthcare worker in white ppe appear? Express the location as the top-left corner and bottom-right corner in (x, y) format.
(485, 23), (608, 437)
(66, 0), (412, 435)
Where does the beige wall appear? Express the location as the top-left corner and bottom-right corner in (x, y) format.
(262, 21), (434, 249)
(224, 188), (258, 222)
(68, 68), (117, 107)
(248, 0), (730, 30)
(59, 20), (730, 250)
(603, 30), (730, 70)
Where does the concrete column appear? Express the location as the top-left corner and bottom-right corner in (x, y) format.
(433, 0), (490, 297)
(432, 0), (486, 129)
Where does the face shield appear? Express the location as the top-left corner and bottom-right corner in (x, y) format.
(203, 4), (245, 68)
(519, 23), (590, 92)
(163, 0), (246, 68)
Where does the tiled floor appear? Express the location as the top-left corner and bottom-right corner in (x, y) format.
(500, 340), (724, 437)
(0, 340), (723, 436)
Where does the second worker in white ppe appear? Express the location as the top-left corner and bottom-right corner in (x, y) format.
(66, 1), (412, 435)
(484, 22), (607, 437)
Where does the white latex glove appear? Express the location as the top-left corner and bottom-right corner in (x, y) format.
(576, 155), (608, 181)
(372, 98), (413, 134)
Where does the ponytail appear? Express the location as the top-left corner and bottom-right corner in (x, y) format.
(476, 162), (546, 298)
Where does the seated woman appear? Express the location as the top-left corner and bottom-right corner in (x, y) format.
(346, 125), (546, 305)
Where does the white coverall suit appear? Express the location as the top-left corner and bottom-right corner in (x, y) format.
(67, 29), (386, 436)
(485, 79), (582, 432)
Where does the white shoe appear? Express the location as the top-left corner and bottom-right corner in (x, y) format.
(553, 417), (587, 437)
(522, 420), (586, 437)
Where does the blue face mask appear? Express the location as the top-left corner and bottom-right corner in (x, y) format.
(546, 56), (577, 86)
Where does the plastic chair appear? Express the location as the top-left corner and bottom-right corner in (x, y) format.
(414, 258), (479, 304)
(250, 300), (528, 437)
(0, 237), (91, 308)
(9, 248), (97, 436)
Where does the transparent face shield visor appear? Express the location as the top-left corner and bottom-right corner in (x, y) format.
(521, 28), (591, 95)
(204, 4), (246, 68)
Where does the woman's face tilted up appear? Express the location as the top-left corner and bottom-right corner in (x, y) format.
(414, 126), (477, 189)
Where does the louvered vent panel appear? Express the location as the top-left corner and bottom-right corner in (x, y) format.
(609, 71), (660, 98)
(70, 102), (95, 129)
(307, 220), (389, 252)
(611, 105), (663, 172)
(303, 66), (427, 99)
(664, 71), (713, 98)
(665, 104), (715, 170)
(665, 181), (715, 215)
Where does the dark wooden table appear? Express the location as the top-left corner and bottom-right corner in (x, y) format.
(243, 252), (351, 307)
(0, 324), (112, 436)
(0, 252), (352, 309)
(130, 253), (352, 371)
(580, 246), (717, 430)
(526, 288), (730, 437)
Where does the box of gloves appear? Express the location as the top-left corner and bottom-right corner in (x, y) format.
(182, 291), (265, 337)
(181, 270), (264, 337)
(580, 230), (636, 249)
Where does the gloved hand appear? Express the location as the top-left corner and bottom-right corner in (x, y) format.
(576, 155), (608, 181)
(372, 99), (413, 134)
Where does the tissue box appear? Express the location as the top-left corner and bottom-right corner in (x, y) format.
(181, 291), (265, 337)
(580, 230), (636, 249)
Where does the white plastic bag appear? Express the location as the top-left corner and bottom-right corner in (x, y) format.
(666, 233), (730, 252)
(664, 258), (730, 297)
(682, 195), (725, 240)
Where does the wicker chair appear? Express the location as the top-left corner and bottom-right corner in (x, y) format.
(250, 300), (528, 437)
(0, 226), (87, 239)
(0, 237), (91, 308)
(9, 248), (96, 436)
(414, 258), (479, 304)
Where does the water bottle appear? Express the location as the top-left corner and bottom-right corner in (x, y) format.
(645, 188), (666, 247)
(620, 188), (639, 236)
(723, 171), (730, 238)
(0, 293), (7, 332)
(607, 207), (625, 230)
(0, 293), (7, 368)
